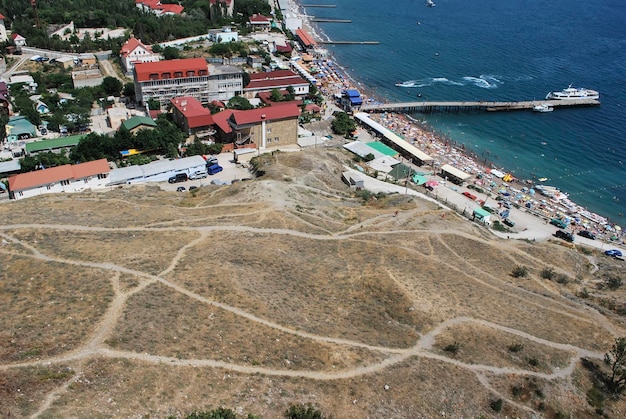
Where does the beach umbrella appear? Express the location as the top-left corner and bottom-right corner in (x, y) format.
(529, 188), (535, 195)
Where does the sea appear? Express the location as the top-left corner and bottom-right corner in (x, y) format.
(299, 0), (626, 223)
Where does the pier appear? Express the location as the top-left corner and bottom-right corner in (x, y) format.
(311, 18), (352, 23)
(318, 41), (379, 45)
(301, 4), (337, 7)
(360, 98), (600, 113)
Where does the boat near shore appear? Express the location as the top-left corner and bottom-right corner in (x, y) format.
(533, 104), (554, 113)
(545, 85), (599, 100)
(426, 0), (436, 7)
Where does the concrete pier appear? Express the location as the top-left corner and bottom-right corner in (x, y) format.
(318, 41), (379, 45)
(311, 18), (352, 23)
(360, 98), (600, 113)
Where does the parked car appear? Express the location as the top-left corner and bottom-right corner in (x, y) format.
(503, 218), (515, 227)
(462, 191), (477, 200)
(207, 164), (223, 175)
(189, 170), (207, 180)
(176, 186), (186, 192)
(605, 249), (623, 258)
(555, 230), (574, 242)
(189, 185), (198, 191)
(550, 218), (569, 229)
(577, 230), (596, 240)
(168, 173), (188, 183)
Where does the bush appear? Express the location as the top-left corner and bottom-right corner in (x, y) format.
(540, 267), (556, 280)
(528, 357), (539, 367)
(512, 265), (529, 278)
(444, 341), (460, 355)
(508, 343), (524, 353)
(556, 274), (569, 285)
(285, 403), (328, 419)
(606, 276), (623, 290)
(489, 398), (503, 412)
(577, 287), (590, 298)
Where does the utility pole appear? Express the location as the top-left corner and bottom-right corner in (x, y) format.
(32, 0), (41, 29)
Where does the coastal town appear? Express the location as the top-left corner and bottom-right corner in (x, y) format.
(0, 0), (623, 251)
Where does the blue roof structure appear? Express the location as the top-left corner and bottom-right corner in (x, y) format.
(344, 89), (361, 97)
(349, 96), (363, 105)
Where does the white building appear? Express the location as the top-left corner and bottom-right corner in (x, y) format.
(133, 58), (243, 108)
(120, 37), (161, 74)
(107, 156), (208, 185)
(207, 26), (238, 43)
(8, 159), (111, 200)
(0, 13), (7, 43)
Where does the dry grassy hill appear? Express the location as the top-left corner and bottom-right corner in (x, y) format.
(1, 148), (625, 418)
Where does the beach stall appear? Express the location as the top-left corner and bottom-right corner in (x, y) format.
(440, 164), (471, 185)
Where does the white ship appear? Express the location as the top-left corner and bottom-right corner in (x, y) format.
(545, 84), (599, 100)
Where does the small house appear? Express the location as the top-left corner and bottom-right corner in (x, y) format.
(342, 171), (365, 190)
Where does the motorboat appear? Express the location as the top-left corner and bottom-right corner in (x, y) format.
(533, 104), (554, 113)
(426, 0), (436, 7)
(545, 84), (599, 100)
(395, 81), (417, 87)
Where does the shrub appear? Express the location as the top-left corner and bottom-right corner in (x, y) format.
(606, 276), (623, 290)
(540, 267), (556, 280)
(444, 341), (460, 355)
(512, 265), (529, 278)
(511, 383), (524, 397)
(508, 343), (524, 353)
(285, 403), (328, 419)
(528, 357), (539, 367)
(556, 274), (569, 285)
(489, 398), (503, 412)
(577, 287), (590, 298)
(586, 387), (605, 414)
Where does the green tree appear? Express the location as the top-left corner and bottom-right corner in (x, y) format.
(604, 337), (626, 396)
(102, 76), (123, 96)
(330, 112), (356, 136)
(162, 46), (181, 60)
(123, 82), (136, 101)
(270, 88), (283, 102)
(227, 96), (253, 110)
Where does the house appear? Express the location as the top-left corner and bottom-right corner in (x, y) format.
(35, 101), (50, 114)
(24, 134), (86, 155)
(5, 116), (36, 143)
(135, 0), (184, 16)
(248, 14), (272, 31)
(207, 26), (238, 43)
(246, 55), (265, 70)
(78, 53), (97, 66)
(8, 159), (110, 200)
(0, 13), (7, 43)
(244, 70), (310, 99)
(120, 115), (157, 134)
(11, 33), (26, 47)
(208, 0), (234, 19)
(55, 56), (75, 69)
(341, 89), (363, 110)
(120, 37), (161, 74)
(71, 68), (103, 88)
(133, 58), (243, 108)
(212, 103), (300, 149)
(170, 97), (215, 137)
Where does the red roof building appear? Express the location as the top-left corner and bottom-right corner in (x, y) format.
(213, 104), (300, 149)
(245, 70), (310, 99)
(295, 29), (316, 48)
(170, 96), (215, 136)
(248, 14), (272, 30)
(8, 159), (110, 200)
(135, 0), (184, 16)
(120, 37), (161, 74)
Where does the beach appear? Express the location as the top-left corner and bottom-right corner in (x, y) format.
(290, 0), (624, 248)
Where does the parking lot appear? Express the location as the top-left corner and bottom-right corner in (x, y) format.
(159, 152), (253, 192)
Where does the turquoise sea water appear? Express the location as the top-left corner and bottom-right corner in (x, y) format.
(301, 0), (626, 222)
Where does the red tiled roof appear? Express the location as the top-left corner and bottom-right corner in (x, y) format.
(295, 29), (316, 47)
(134, 58), (208, 82)
(212, 109), (234, 134)
(0, 13), (5, 19)
(121, 37), (152, 57)
(12, 33), (25, 41)
(8, 159), (109, 191)
(149, 110), (162, 119)
(249, 70), (297, 81)
(305, 103), (321, 113)
(275, 44), (293, 53)
(231, 103), (300, 125)
(249, 14), (271, 24)
(170, 97), (214, 129)
(136, 0), (184, 15)
(246, 76), (309, 90)
(256, 91), (303, 107)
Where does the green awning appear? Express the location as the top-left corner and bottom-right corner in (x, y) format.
(366, 141), (399, 157)
(473, 208), (491, 219)
(412, 174), (427, 185)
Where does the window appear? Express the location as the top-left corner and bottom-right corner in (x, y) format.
(98, 173), (108, 179)
(61, 180), (70, 186)
(275, 137), (279, 142)
(267, 128), (272, 133)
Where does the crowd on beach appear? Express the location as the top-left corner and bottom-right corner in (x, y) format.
(291, 1), (624, 246)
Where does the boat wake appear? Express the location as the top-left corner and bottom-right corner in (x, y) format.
(395, 75), (502, 89)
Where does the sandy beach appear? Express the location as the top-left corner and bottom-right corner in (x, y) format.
(289, 0), (624, 249)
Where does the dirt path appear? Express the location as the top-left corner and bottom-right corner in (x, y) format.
(0, 216), (620, 417)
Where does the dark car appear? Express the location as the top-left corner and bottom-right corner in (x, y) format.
(577, 230), (596, 240)
(550, 218), (569, 229)
(605, 249), (623, 258)
(555, 230), (574, 242)
(503, 218), (515, 227)
(189, 185), (198, 191)
(168, 173), (188, 184)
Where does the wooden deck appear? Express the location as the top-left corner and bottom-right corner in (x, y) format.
(359, 98), (600, 113)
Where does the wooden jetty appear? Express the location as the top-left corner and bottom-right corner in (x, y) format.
(318, 41), (379, 45)
(311, 18), (351, 23)
(360, 98), (600, 113)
